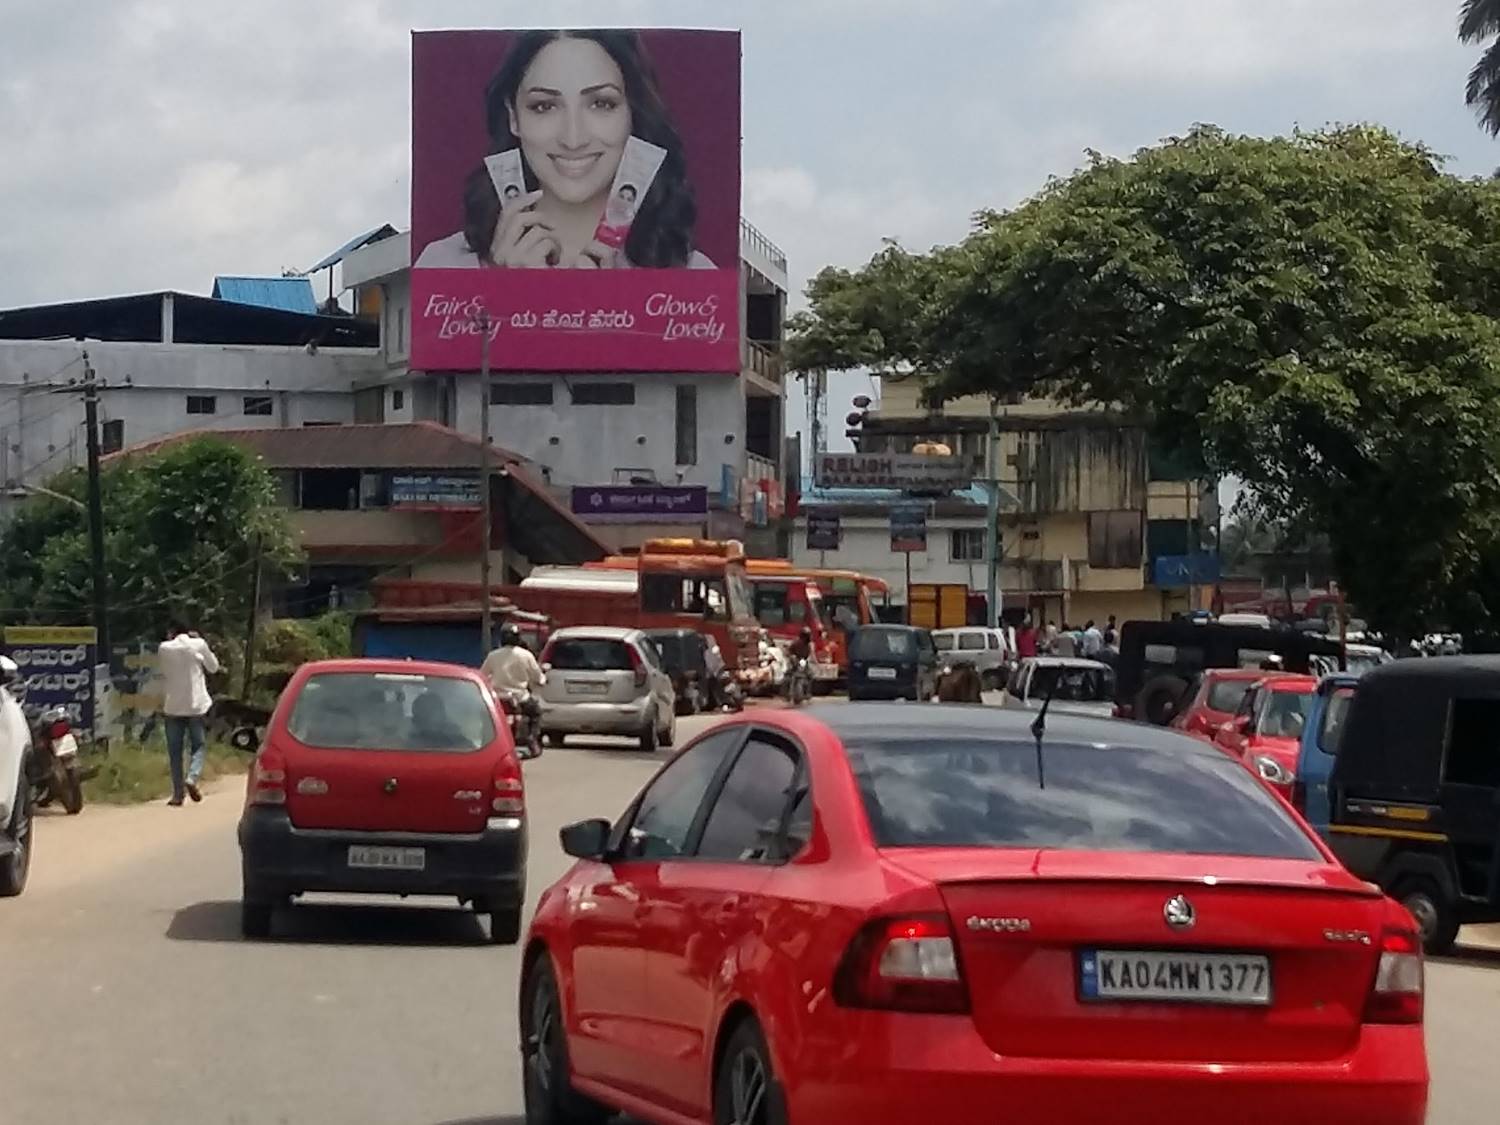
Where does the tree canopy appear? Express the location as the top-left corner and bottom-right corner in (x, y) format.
(787, 125), (1500, 635)
(0, 438), (300, 645)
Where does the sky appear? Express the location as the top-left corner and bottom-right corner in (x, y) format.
(1, 0), (1496, 448)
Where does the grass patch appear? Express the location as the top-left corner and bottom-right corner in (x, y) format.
(82, 739), (251, 806)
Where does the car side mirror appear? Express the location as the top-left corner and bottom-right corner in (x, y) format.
(560, 818), (612, 860)
(0, 655), (18, 686)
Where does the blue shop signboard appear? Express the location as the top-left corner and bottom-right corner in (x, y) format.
(4, 626), (97, 732)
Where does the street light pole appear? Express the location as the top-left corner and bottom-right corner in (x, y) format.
(478, 315), (496, 656)
(984, 397), (1001, 628)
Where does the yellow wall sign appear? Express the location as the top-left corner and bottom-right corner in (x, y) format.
(3, 626), (98, 646)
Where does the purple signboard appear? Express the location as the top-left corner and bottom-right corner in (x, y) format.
(571, 485), (709, 522)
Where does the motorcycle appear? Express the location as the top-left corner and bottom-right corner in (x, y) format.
(29, 707), (85, 815)
(497, 692), (543, 761)
(705, 668), (745, 713)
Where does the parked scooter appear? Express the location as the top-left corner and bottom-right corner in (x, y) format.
(29, 707), (85, 815)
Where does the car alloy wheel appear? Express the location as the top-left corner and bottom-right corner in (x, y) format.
(714, 1020), (786, 1125)
(729, 1047), (768, 1125)
(526, 973), (558, 1099)
(0, 777), (33, 896)
(522, 961), (609, 1125)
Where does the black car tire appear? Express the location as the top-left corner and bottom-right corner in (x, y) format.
(660, 710), (676, 749)
(640, 713), (658, 754)
(1136, 674), (1190, 727)
(546, 732), (566, 748)
(713, 1017), (788, 1125)
(521, 957), (612, 1125)
(0, 765), (34, 897)
(488, 905), (523, 946)
(240, 898), (274, 940)
(1392, 875), (1461, 954)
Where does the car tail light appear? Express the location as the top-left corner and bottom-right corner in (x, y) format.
(628, 645), (647, 689)
(1365, 927), (1424, 1024)
(492, 764), (525, 816)
(251, 748), (287, 807)
(833, 914), (969, 1014)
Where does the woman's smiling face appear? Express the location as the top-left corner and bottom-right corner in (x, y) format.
(508, 38), (633, 206)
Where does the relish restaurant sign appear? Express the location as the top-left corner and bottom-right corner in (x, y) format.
(815, 452), (971, 492)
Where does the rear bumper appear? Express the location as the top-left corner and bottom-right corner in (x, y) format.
(790, 1019), (1427, 1125)
(540, 698), (651, 736)
(237, 807), (526, 905)
(849, 674), (919, 700)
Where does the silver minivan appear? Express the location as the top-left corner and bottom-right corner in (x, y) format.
(932, 627), (1013, 688)
(538, 627), (677, 752)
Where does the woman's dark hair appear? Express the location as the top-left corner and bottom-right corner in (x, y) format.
(462, 29), (698, 267)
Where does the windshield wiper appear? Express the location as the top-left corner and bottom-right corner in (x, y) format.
(1030, 676), (1057, 790)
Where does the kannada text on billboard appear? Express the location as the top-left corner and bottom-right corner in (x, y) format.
(410, 29), (742, 374)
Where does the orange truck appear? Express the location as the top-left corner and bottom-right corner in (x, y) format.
(515, 539), (764, 673)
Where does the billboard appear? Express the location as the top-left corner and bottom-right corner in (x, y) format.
(816, 452), (972, 492)
(806, 512), (841, 551)
(4, 626), (97, 732)
(890, 506), (928, 553)
(411, 29), (742, 373)
(391, 474), (483, 510)
(570, 484), (708, 521)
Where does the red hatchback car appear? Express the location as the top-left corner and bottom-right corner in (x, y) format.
(520, 705), (1427, 1125)
(237, 659), (527, 943)
(1213, 674), (1319, 797)
(1171, 668), (1266, 742)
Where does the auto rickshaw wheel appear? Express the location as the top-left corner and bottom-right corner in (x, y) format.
(1392, 876), (1461, 954)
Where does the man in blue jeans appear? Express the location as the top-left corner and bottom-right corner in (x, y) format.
(157, 621), (221, 807)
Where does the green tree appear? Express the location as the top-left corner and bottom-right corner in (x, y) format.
(0, 438), (300, 645)
(1462, 0), (1500, 135)
(789, 126), (1500, 636)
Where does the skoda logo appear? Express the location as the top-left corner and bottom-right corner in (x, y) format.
(1163, 894), (1196, 930)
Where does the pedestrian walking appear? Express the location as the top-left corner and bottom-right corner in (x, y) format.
(1017, 617), (1039, 659)
(1082, 620), (1104, 657)
(157, 621), (220, 806)
(1103, 615), (1119, 649)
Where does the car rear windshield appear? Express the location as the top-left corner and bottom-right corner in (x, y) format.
(1207, 679), (1253, 713)
(1030, 665), (1114, 702)
(933, 634), (956, 651)
(548, 638), (635, 671)
(288, 673), (496, 752)
(851, 627), (919, 660)
(845, 737), (1321, 860)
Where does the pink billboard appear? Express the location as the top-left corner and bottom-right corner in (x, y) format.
(411, 29), (742, 373)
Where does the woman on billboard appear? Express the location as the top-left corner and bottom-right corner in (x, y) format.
(416, 30), (714, 271)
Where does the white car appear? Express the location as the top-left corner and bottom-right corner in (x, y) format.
(537, 627), (678, 752)
(933, 626), (1013, 688)
(0, 655), (34, 896)
(1002, 656), (1118, 719)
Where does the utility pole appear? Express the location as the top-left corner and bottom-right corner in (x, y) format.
(478, 314), (496, 655)
(984, 397), (1001, 628)
(82, 351), (110, 660)
(1186, 478), (1197, 614)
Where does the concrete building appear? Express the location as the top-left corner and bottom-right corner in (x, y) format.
(798, 377), (1216, 625)
(337, 219), (790, 554)
(0, 289), (378, 509)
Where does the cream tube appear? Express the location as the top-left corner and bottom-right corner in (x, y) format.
(484, 149), (526, 209)
(594, 137), (667, 249)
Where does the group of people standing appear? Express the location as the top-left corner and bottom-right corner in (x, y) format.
(1012, 615), (1121, 662)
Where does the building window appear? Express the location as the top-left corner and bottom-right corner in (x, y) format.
(243, 395), (274, 416)
(571, 381), (635, 406)
(491, 381), (555, 406)
(395, 306), (406, 354)
(100, 419), (125, 455)
(186, 395), (217, 415)
(392, 389), (405, 411)
(1088, 510), (1144, 569)
(299, 468), (361, 511)
(675, 385), (698, 466)
(950, 529), (987, 562)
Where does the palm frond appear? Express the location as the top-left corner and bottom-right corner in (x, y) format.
(1459, 0), (1500, 43)
(1467, 42), (1500, 135)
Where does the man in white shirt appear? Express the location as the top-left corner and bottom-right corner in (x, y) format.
(1081, 620), (1105, 658)
(481, 625), (544, 712)
(157, 622), (220, 806)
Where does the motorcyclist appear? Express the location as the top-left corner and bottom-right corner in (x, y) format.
(789, 626), (814, 665)
(703, 636), (727, 709)
(481, 625), (545, 730)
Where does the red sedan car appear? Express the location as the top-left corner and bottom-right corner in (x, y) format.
(1213, 674), (1319, 796)
(1171, 668), (1267, 743)
(520, 705), (1427, 1125)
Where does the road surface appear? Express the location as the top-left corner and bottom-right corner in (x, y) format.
(1, 709), (1497, 1124)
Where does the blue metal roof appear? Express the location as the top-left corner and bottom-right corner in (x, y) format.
(211, 276), (318, 315)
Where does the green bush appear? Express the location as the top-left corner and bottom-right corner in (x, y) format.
(82, 739), (250, 806)
(256, 612), (353, 668)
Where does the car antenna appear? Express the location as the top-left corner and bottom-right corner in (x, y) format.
(1030, 673), (1057, 789)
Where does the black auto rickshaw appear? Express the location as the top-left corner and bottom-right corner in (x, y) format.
(643, 629), (711, 716)
(1115, 620), (1344, 725)
(1327, 656), (1500, 952)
